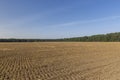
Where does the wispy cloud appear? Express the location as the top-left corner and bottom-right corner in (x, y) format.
(48, 16), (120, 27)
(0, 6), (70, 38)
(0, 7), (68, 28)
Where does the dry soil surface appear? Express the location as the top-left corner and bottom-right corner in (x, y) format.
(0, 42), (120, 80)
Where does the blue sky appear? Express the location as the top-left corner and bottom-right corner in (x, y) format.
(1, 0), (120, 39)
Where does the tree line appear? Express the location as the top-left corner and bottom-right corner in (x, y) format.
(1, 32), (120, 42)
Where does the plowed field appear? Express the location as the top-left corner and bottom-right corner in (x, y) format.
(0, 42), (120, 80)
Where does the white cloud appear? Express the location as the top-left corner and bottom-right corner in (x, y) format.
(48, 16), (120, 27)
(0, 6), (69, 29)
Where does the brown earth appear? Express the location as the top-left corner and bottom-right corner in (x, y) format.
(0, 42), (120, 80)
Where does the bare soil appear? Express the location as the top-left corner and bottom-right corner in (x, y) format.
(0, 42), (120, 80)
